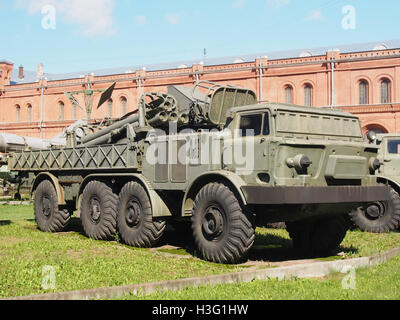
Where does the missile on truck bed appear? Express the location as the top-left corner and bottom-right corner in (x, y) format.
(0, 133), (63, 153)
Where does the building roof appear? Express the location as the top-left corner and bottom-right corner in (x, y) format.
(9, 39), (400, 85)
(0, 59), (14, 65)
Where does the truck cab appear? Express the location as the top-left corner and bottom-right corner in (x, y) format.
(347, 133), (400, 233)
(376, 133), (400, 177)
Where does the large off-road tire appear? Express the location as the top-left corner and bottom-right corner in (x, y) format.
(191, 183), (255, 264)
(80, 181), (118, 241)
(117, 181), (166, 248)
(34, 180), (71, 233)
(349, 185), (400, 233)
(286, 215), (350, 257)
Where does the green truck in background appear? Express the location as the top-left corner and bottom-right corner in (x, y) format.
(350, 133), (400, 233)
(0, 165), (9, 181)
(2, 81), (391, 264)
(0, 165), (9, 195)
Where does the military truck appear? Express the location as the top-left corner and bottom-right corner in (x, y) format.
(350, 133), (400, 233)
(0, 165), (10, 196)
(0, 165), (9, 180)
(4, 81), (390, 264)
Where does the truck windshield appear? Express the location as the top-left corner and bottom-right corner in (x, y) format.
(275, 111), (362, 138)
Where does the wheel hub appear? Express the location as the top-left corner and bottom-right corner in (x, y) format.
(41, 196), (51, 217)
(90, 198), (101, 223)
(202, 206), (224, 239)
(126, 200), (141, 227)
(365, 202), (385, 220)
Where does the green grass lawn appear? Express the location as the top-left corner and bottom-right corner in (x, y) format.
(0, 206), (242, 298)
(0, 204), (399, 299)
(0, 205), (34, 221)
(124, 255), (400, 300)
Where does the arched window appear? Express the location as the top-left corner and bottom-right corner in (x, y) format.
(59, 101), (65, 121)
(304, 84), (313, 107)
(120, 97), (127, 116)
(364, 124), (388, 137)
(27, 104), (33, 122)
(285, 85), (293, 104)
(381, 79), (391, 104)
(359, 80), (369, 105)
(16, 105), (21, 122)
(369, 128), (386, 134)
(107, 99), (113, 118)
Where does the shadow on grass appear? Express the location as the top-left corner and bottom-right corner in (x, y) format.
(157, 223), (196, 256)
(23, 216), (359, 264)
(249, 232), (297, 262)
(156, 224), (301, 262)
(155, 224), (359, 263)
(0, 220), (11, 226)
(65, 217), (86, 237)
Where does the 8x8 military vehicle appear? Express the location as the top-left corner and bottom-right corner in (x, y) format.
(3, 82), (390, 264)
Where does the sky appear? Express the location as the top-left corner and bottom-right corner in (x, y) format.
(0, 0), (399, 74)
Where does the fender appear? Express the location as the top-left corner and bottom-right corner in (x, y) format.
(31, 172), (66, 205)
(377, 175), (400, 193)
(182, 170), (248, 217)
(77, 173), (172, 217)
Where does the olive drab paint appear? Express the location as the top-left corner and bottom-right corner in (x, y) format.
(349, 133), (400, 233)
(4, 81), (392, 263)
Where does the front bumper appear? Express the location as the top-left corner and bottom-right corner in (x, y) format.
(241, 185), (390, 205)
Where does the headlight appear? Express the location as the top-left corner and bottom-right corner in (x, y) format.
(369, 158), (381, 171)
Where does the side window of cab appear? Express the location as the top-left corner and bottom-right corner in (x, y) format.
(387, 139), (400, 155)
(239, 113), (270, 137)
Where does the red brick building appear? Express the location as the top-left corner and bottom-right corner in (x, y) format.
(1, 40), (400, 139)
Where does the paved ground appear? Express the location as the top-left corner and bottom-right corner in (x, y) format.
(0, 201), (31, 205)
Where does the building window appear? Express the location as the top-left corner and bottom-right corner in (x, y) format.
(27, 104), (33, 122)
(304, 84), (313, 107)
(381, 79), (391, 104)
(120, 97), (127, 116)
(285, 85), (293, 104)
(16, 105), (21, 122)
(108, 99), (113, 118)
(359, 80), (369, 105)
(368, 128), (386, 134)
(365, 125), (388, 138)
(59, 101), (65, 121)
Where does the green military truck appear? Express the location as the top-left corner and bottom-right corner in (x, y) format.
(350, 133), (400, 233)
(0, 165), (9, 195)
(4, 82), (390, 264)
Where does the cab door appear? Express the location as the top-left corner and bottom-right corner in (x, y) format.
(381, 138), (400, 176)
(223, 111), (271, 176)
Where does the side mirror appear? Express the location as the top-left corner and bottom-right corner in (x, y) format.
(366, 131), (377, 143)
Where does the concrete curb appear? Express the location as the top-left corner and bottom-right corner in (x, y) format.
(0, 201), (32, 206)
(6, 246), (400, 301)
